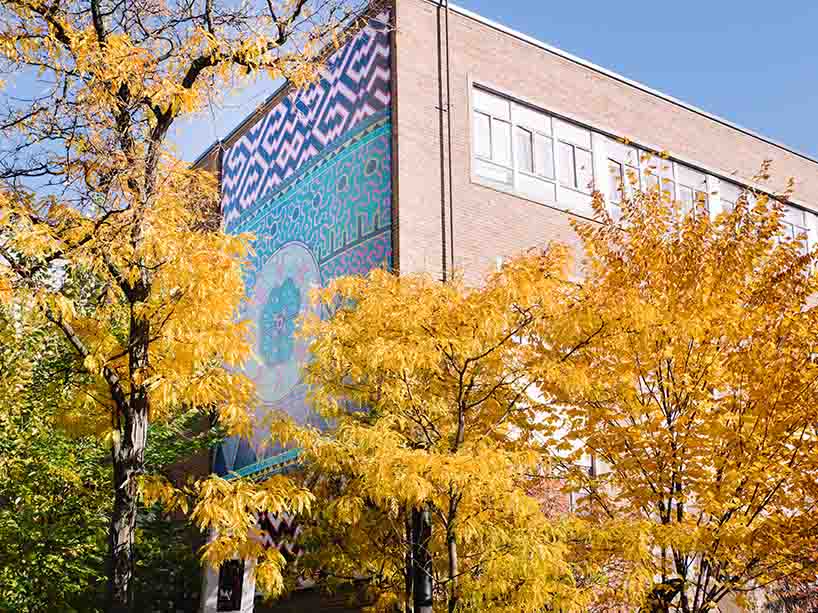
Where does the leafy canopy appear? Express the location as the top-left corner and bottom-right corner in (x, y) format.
(547, 185), (818, 612)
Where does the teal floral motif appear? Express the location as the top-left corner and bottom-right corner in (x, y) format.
(260, 277), (301, 365)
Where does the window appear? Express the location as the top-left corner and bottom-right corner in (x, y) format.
(491, 121), (512, 165)
(534, 133), (555, 179)
(473, 112), (491, 158)
(676, 164), (709, 215)
(720, 181), (743, 213)
(516, 128), (533, 173)
(516, 127), (555, 179)
(472, 89), (513, 187)
(217, 560), (245, 611)
(606, 140), (640, 206)
(472, 87), (559, 203)
(557, 141), (593, 193)
(608, 160), (624, 203)
(555, 119), (594, 194)
(782, 204), (811, 255)
(641, 152), (675, 200)
(468, 83), (801, 231)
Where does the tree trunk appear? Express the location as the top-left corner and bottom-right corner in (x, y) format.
(405, 513), (414, 613)
(446, 509), (458, 613)
(412, 507), (433, 613)
(106, 299), (150, 612)
(106, 401), (148, 612)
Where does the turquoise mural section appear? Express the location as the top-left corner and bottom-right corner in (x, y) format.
(214, 14), (392, 477)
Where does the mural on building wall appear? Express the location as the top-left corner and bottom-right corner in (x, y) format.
(213, 12), (392, 477)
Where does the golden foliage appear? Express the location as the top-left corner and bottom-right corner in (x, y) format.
(545, 186), (818, 612)
(276, 259), (651, 611)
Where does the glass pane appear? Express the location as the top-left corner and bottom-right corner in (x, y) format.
(492, 120), (511, 166)
(473, 112), (491, 159)
(557, 141), (575, 187)
(473, 88), (510, 120)
(608, 160), (623, 203)
(625, 165), (640, 192)
(516, 128), (533, 173)
(661, 178), (675, 200)
(644, 168), (660, 192)
(783, 204), (806, 228)
(534, 133), (555, 179)
(515, 105), (550, 134)
(575, 148), (593, 193)
(679, 185), (693, 211)
(554, 119), (591, 149)
(720, 181), (742, 210)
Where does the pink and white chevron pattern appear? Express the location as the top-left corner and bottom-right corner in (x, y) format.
(221, 12), (392, 225)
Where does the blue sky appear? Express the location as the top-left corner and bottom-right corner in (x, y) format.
(174, 0), (818, 162)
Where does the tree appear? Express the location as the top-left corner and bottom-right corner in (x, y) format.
(280, 259), (649, 612)
(0, 0), (367, 609)
(0, 305), (221, 612)
(0, 305), (109, 611)
(546, 182), (818, 612)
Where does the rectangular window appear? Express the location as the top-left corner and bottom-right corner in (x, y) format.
(608, 160), (624, 204)
(557, 141), (593, 193)
(473, 112), (491, 159)
(641, 152), (675, 201)
(472, 89), (514, 188)
(782, 204), (810, 255)
(607, 139), (639, 213)
(534, 133), (555, 179)
(516, 127), (533, 174)
(575, 147), (594, 193)
(677, 164), (708, 215)
(491, 119), (512, 166)
(720, 181), (742, 213)
(557, 141), (575, 188)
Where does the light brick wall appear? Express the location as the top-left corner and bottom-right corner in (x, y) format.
(393, 0), (818, 280)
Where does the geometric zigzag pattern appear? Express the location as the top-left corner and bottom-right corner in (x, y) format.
(256, 511), (303, 559)
(221, 12), (392, 225)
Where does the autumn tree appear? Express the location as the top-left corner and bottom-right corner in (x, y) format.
(0, 0), (369, 610)
(0, 305), (109, 611)
(281, 259), (650, 612)
(0, 304), (222, 612)
(546, 185), (818, 612)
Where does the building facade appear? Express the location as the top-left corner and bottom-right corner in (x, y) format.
(193, 1), (818, 610)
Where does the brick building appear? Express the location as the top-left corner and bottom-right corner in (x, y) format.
(192, 1), (818, 610)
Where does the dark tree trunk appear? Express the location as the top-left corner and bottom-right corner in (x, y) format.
(446, 505), (458, 613)
(106, 298), (150, 613)
(106, 402), (148, 612)
(412, 507), (433, 613)
(405, 513), (414, 613)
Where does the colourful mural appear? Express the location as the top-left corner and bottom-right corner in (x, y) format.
(214, 13), (392, 477)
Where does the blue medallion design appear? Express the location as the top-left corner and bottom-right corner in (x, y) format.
(260, 277), (301, 366)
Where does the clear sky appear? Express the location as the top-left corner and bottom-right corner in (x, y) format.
(174, 0), (818, 162)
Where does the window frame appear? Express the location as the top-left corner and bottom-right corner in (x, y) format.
(607, 158), (640, 205)
(556, 139), (594, 194)
(514, 122), (556, 182)
(467, 80), (818, 242)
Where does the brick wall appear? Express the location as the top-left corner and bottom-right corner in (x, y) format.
(393, 0), (818, 281)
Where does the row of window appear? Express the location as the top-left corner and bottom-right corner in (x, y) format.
(470, 85), (817, 251)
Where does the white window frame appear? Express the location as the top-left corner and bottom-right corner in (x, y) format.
(640, 152), (676, 202)
(556, 139), (594, 195)
(675, 163), (710, 216)
(467, 80), (818, 237)
(513, 121), (556, 183)
(607, 158), (640, 205)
